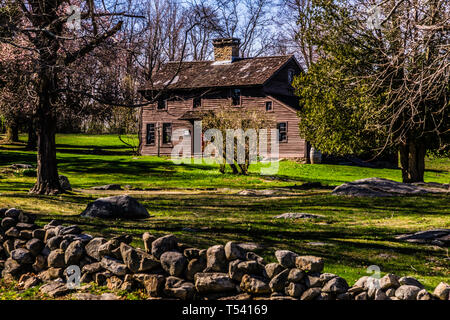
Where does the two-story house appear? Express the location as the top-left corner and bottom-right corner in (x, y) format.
(138, 38), (309, 160)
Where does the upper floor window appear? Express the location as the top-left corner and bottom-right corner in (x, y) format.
(266, 101), (273, 112)
(231, 88), (241, 106)
(277, 122), (287, 142)
(193, 97), (202, 108)
(162, 123), (172, 144)
(288, 69), (295, 84)
(157, 99), (167, 110)
(146, 123), (155, 145)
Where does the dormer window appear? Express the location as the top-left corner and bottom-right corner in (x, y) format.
(231, 88), (241, 106)
(288, 69), (295, 84)
(193, 97), (201, 108)
(157, 99), (167, 110)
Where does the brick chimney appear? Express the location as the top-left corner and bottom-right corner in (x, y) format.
(213, 38), (241, 62)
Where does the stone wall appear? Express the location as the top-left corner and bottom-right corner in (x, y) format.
(0, 207), (449, 300)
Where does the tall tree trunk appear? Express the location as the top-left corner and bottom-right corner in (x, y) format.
(30, 71), (62, 195)
(399, 140), (426, 183)
(5, 121), (19, 143)
(26, 119), (37, 150)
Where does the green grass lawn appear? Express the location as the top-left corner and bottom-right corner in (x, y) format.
(0, 133), (449, 297)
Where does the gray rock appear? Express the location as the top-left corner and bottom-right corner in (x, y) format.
(385, 288), (396, 297)
(151, 235), (178, 259)
(144, 274), (165, 297)
(91, 184), (122, 190)
(142, 232), (156, 253)
(395, 285), (421, 300)
(320, 273), (337, 282)
(119, 243), (139, 273)
(195, 272), (236, 293)
(106, 276), (123, 290)
(1, 217), (16, 229)
(2, 258), (23, 279)
(5, 227), (19, 238)
(380, 273), (400, 290)
(265, 263), (285, 279)
(65, 240), (85, 265)
(205, 245), (227, 272)
(164, 276), (195, 300)
(82, 262), (103, 274)
(80, 195), (149, 219)
(398, 276), (424, 289)
(31, 229), (45, 241)
(295, 256), (324, 273)
(100, 256), (127, 276)
(72, 293), (120, 300)
(120, 243), (159, 273)
(40, 281), (72, 298)
(417, 289), (432, 300)
(332, 177), (430, 197)
(300, 287), (321, 300)
(348, 285), (365, 295)
(288, 269), (306, 283)
(286, 282), (306, 298)
(21, 275), (41, 290)
(59, 240), (71, 251)
(31, 255), (46, 273)
(5, 208), (22, 219)
(59, 225), (82, 236)
(240, 274), (270, 294)
(85, 237), (107, 260)
(98, 240), (119, 258)
(355, 291), (368, 300)
(186, 258), (206, 281)
(47, 249), (65, 268)
(433, 282), (450, 300)
(184, 248), (200, 260)
(11, 248), (34, 264)
(160, 251), (187, 277)
(317, 292), (332, 300)
(229, 260), (263, 282)
(305, 273), (324, 288)
(395, 229), (450, 246)
(269, 269), (289, 292)
(275, 250), (298, 268)
(274, 213), (323, 219)
(224, 241), (247, 260)
(336, 292), (351, 300)
(46, 236), (63, 251)
(59, 175), (72, 191)
(246, 252), (265, 265)
(374, 289), (389, 300)
(322, 277), (349, 294)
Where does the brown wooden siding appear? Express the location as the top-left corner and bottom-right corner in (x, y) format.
(140, 91), (307, 159)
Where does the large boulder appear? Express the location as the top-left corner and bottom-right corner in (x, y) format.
(80, 195), (149, 219)
(332, 178), (431, 197)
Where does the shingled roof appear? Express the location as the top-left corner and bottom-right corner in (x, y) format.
(142, 55), (296, 91)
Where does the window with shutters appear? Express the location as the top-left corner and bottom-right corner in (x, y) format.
(277, 122), (287, 142)
(162, 123), (172, 144)
(146, 123), (155, 145)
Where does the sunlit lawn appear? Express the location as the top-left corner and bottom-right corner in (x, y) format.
(0, 134), (448, 296)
